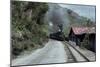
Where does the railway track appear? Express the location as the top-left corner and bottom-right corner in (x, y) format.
(63, 42), (90, 62)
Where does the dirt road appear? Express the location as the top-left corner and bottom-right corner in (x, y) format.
(12, 39), (67, 66)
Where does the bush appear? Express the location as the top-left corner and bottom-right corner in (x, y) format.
(80, 34), (90, 49)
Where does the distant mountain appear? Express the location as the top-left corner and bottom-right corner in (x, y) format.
(45, 3), (95, 35)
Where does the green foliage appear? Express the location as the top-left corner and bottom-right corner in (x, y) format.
(66, 9), (94, 27)
(11, 1), (49, 58)
(80, 34), (90, 49)
(63, 26), (70, 37)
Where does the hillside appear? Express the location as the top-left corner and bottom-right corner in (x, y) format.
(64, 8), (95, 36)
(11, 1), (49, 58)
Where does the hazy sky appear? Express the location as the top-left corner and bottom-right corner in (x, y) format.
(59, 4), (96, 21)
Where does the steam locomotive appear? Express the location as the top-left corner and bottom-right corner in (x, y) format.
(49, 31), (69, 41)
(49, 24), (69, 41)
